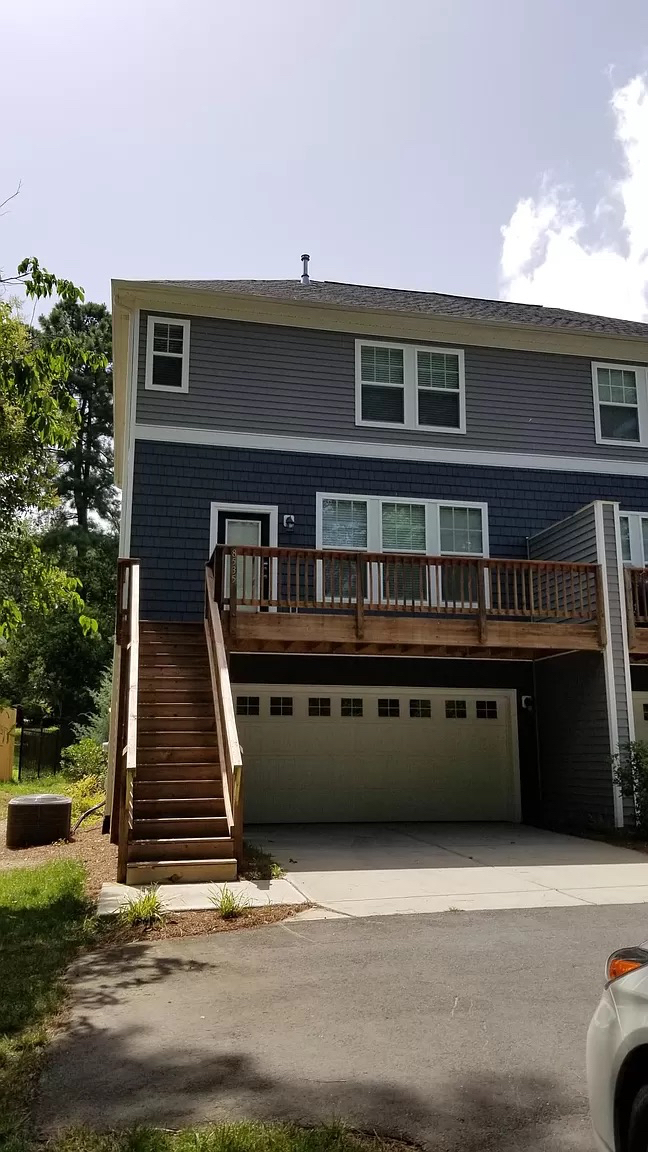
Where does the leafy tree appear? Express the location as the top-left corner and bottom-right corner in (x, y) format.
(0, 530), (117, 735)
(0, 258), (101, 638)
(39, 300), (117, 530)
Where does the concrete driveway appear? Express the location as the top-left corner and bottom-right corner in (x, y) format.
(246, 822), (648, 916)
(37, 904), (648, 1149)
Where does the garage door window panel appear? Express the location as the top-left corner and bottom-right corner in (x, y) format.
(270, 697), (293, 716)
(445, 700), (467, 718)
(410, 699), (432, 718)
(308, 698), (331, 717)
(476, 700), (498, 719)
(341, 698), (363, 717)
(378, 698), (400, 717)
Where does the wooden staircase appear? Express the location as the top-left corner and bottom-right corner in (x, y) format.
(127, 621), (237, 884)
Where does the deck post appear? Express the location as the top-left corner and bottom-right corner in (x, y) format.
(477, 561), (488, 644)
(229, 548), (238, 637)
(355, 554), (364, 640)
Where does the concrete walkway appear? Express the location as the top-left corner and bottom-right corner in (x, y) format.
(100, 823), (648, 918)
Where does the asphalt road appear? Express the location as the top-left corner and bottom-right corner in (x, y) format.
(37, 905), (648, 1150)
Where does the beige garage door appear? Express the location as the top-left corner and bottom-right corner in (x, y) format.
(234, 685), (520, 823)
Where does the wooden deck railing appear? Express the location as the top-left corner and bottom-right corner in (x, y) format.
(205, 565), (244, 867)
(210, 544), (604, 641)
(111, 558), (140, 883)
(626, 568), (648, 645)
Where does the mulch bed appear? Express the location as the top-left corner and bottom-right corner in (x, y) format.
(104, 904), (304, 945)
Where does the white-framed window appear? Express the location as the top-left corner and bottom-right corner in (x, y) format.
(317, 492), (488, 605)
(619, 512), (648, 567)
(356, 340), (466, 434)
(145, 315), (190, 393)
(592, 362), (648, 446)
(317, 493), (489, 559)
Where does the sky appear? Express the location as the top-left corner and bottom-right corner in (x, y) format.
(2, 0), (648, 320)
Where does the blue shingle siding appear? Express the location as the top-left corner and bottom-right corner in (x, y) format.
(131, 439), (648, 619)
(534, 652), (616, 828)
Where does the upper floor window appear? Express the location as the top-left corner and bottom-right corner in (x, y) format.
(145, 316), (190, 393)
(593, 363), (648, 446)
(356, 340), (465, 434)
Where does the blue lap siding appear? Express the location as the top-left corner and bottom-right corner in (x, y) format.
(131, 439), (648, 619)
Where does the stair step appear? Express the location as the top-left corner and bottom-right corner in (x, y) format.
(138, 746), (219, 765)
(141, 620), (203, 631)
(135, 761), (220, 782)
(140, 644), (207, 658)
(139, 664), (210, 679)
(134, 796), (226, 818)
(138, 729), (218, 748)
(135, 778), (223, 799)
(126, 858), (237, 884)
(128, 836), (234, 862)
(138, 702), (215, 720)
(138, 715), (216, 732)
(133, 816), (229, 839)
(138, 688), (214, 705)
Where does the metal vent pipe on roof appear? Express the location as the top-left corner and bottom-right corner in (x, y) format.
(301, 254), (310, 285)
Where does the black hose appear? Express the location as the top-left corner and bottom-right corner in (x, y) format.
(72, 800), (105, 834)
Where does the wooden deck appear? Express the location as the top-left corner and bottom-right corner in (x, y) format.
(213, 545), (605, 659)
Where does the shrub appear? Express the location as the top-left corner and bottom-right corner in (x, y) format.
(60, 738), (107, 782)
(613, 740), (648, 834)
(118, 886), (166, 927)
(66, 775), (105, 822)
(208, 884), (250, 919)
(74, 664), (113, 743)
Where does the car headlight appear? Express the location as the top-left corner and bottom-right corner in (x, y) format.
(606, 946), (648, 984)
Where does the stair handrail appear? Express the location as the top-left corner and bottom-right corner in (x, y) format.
(112, 558), (140, 883)
(204, 564), (243, 868)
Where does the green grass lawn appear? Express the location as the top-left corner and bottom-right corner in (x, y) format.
(0, 859), (98, 1152)
(46, 1123), (395, 1152)
(0, 860), (397, 1152)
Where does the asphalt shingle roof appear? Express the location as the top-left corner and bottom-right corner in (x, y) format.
(154, 278), (648, 339)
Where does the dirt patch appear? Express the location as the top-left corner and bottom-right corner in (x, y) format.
(0, 821), (116, 897)
(103, 903), (304, 944)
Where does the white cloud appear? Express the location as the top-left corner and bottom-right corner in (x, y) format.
(499, 75), (648, 320)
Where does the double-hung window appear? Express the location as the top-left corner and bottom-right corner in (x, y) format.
(318, 493), (488, 605)
(593, 363), (647, 445)
(145, 316), (190, 392)
(356, 341), (465, 433)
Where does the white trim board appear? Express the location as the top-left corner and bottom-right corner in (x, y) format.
(134, 422), (648, 478)
(594, 500), (625, 828)
(119, 309), (140, 558)
(208, 502), (279, 555)
(613, 504), (636, 757)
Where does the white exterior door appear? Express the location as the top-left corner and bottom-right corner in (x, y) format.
(234, 685), (520, 823)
